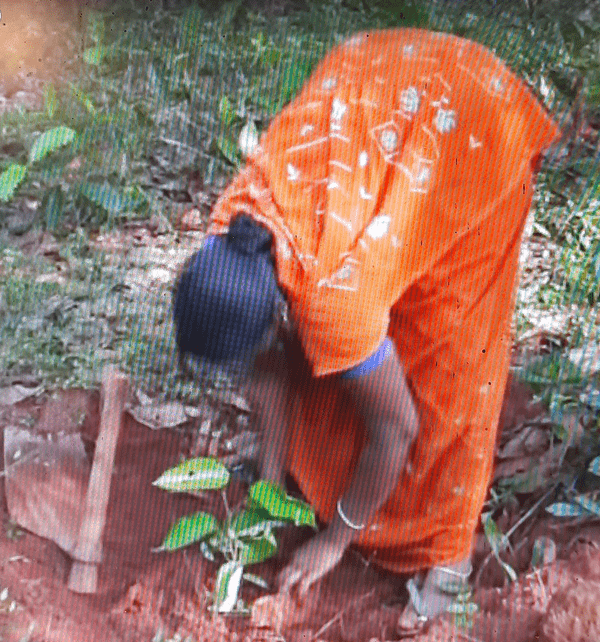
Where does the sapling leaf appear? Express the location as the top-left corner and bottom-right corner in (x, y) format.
(236, 537), (277, 566)
(249, 480), (316, 527)
(277, 56), (312, 106)
(502, 561), (517, 582)
(199, 540), (217, 562)
(447, 598), (478, 615)
(243, 572), (269, 589)
(29, 127), (76, 164)
(227, 509), (284, 539)
(153, 457), (230, 491)
(227, 509), (265, 537)
(156, 512), (220, 551)
(214, 561), (244, 613)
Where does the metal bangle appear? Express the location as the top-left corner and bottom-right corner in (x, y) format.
(436, 563), (473, 580)
(336, 499), (365, 530)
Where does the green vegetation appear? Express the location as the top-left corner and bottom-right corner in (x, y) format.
(153, 457), (315, 613)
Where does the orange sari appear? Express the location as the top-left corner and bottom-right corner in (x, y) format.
(209, 29), (560, 572)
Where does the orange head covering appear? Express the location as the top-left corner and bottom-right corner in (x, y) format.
(208, 29), (560, 572)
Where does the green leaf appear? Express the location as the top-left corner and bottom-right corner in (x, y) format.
(78, 182), (145, 215)
(44, 84), (57, 119)
(208, 526), (230, 556)
(0, 164), (28, 202)
(277, 57), (312, 106)
(227, 509), (278, 539)
(219, 95), (236, 127)
(248, 481), (316, 528)
(70, 86), (96, 114)
(153, 457), (230, 492)
(480, 513), (517, 585)
(545, 501), (592, 517)
(236, 536), (277, 566)
(515, 354), (584, 389)
(447, 598), (478, 615)
(29, 127), (76, 164)
(481, 512), (512, 557)
(214, 561), (243, 613)
(216, 135), (241, 167)
(587, 79), (600, 105)
(158, 512), (220, 551)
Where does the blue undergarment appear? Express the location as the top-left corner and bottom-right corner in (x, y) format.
(339, 337), (394, 379)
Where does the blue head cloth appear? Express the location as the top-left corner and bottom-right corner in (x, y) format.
(173, 215), (280, 364)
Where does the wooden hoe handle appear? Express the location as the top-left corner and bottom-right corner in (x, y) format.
(68, 367), (128, 593)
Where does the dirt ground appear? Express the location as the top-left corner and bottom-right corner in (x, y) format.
(0, 381), (599, 642)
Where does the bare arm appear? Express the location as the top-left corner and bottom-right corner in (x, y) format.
(279, 340), (420, 595)
(244, 344), (290, 485)
(331, 343), (420, 543)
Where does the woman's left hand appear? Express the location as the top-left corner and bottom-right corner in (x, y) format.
(278, 528), (347, 599)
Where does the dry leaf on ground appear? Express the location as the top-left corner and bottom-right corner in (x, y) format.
(128, 400), (189, 429)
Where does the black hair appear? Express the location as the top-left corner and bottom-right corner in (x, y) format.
(227, 213), (274, 256)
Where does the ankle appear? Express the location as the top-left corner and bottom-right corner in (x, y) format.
(414, 560), (472, 619)
(427, 560), (472, 595)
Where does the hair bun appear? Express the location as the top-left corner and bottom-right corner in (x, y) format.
(227, 214), (273, 256)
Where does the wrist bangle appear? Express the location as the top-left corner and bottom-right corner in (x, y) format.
(336, 499), (365, 530)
